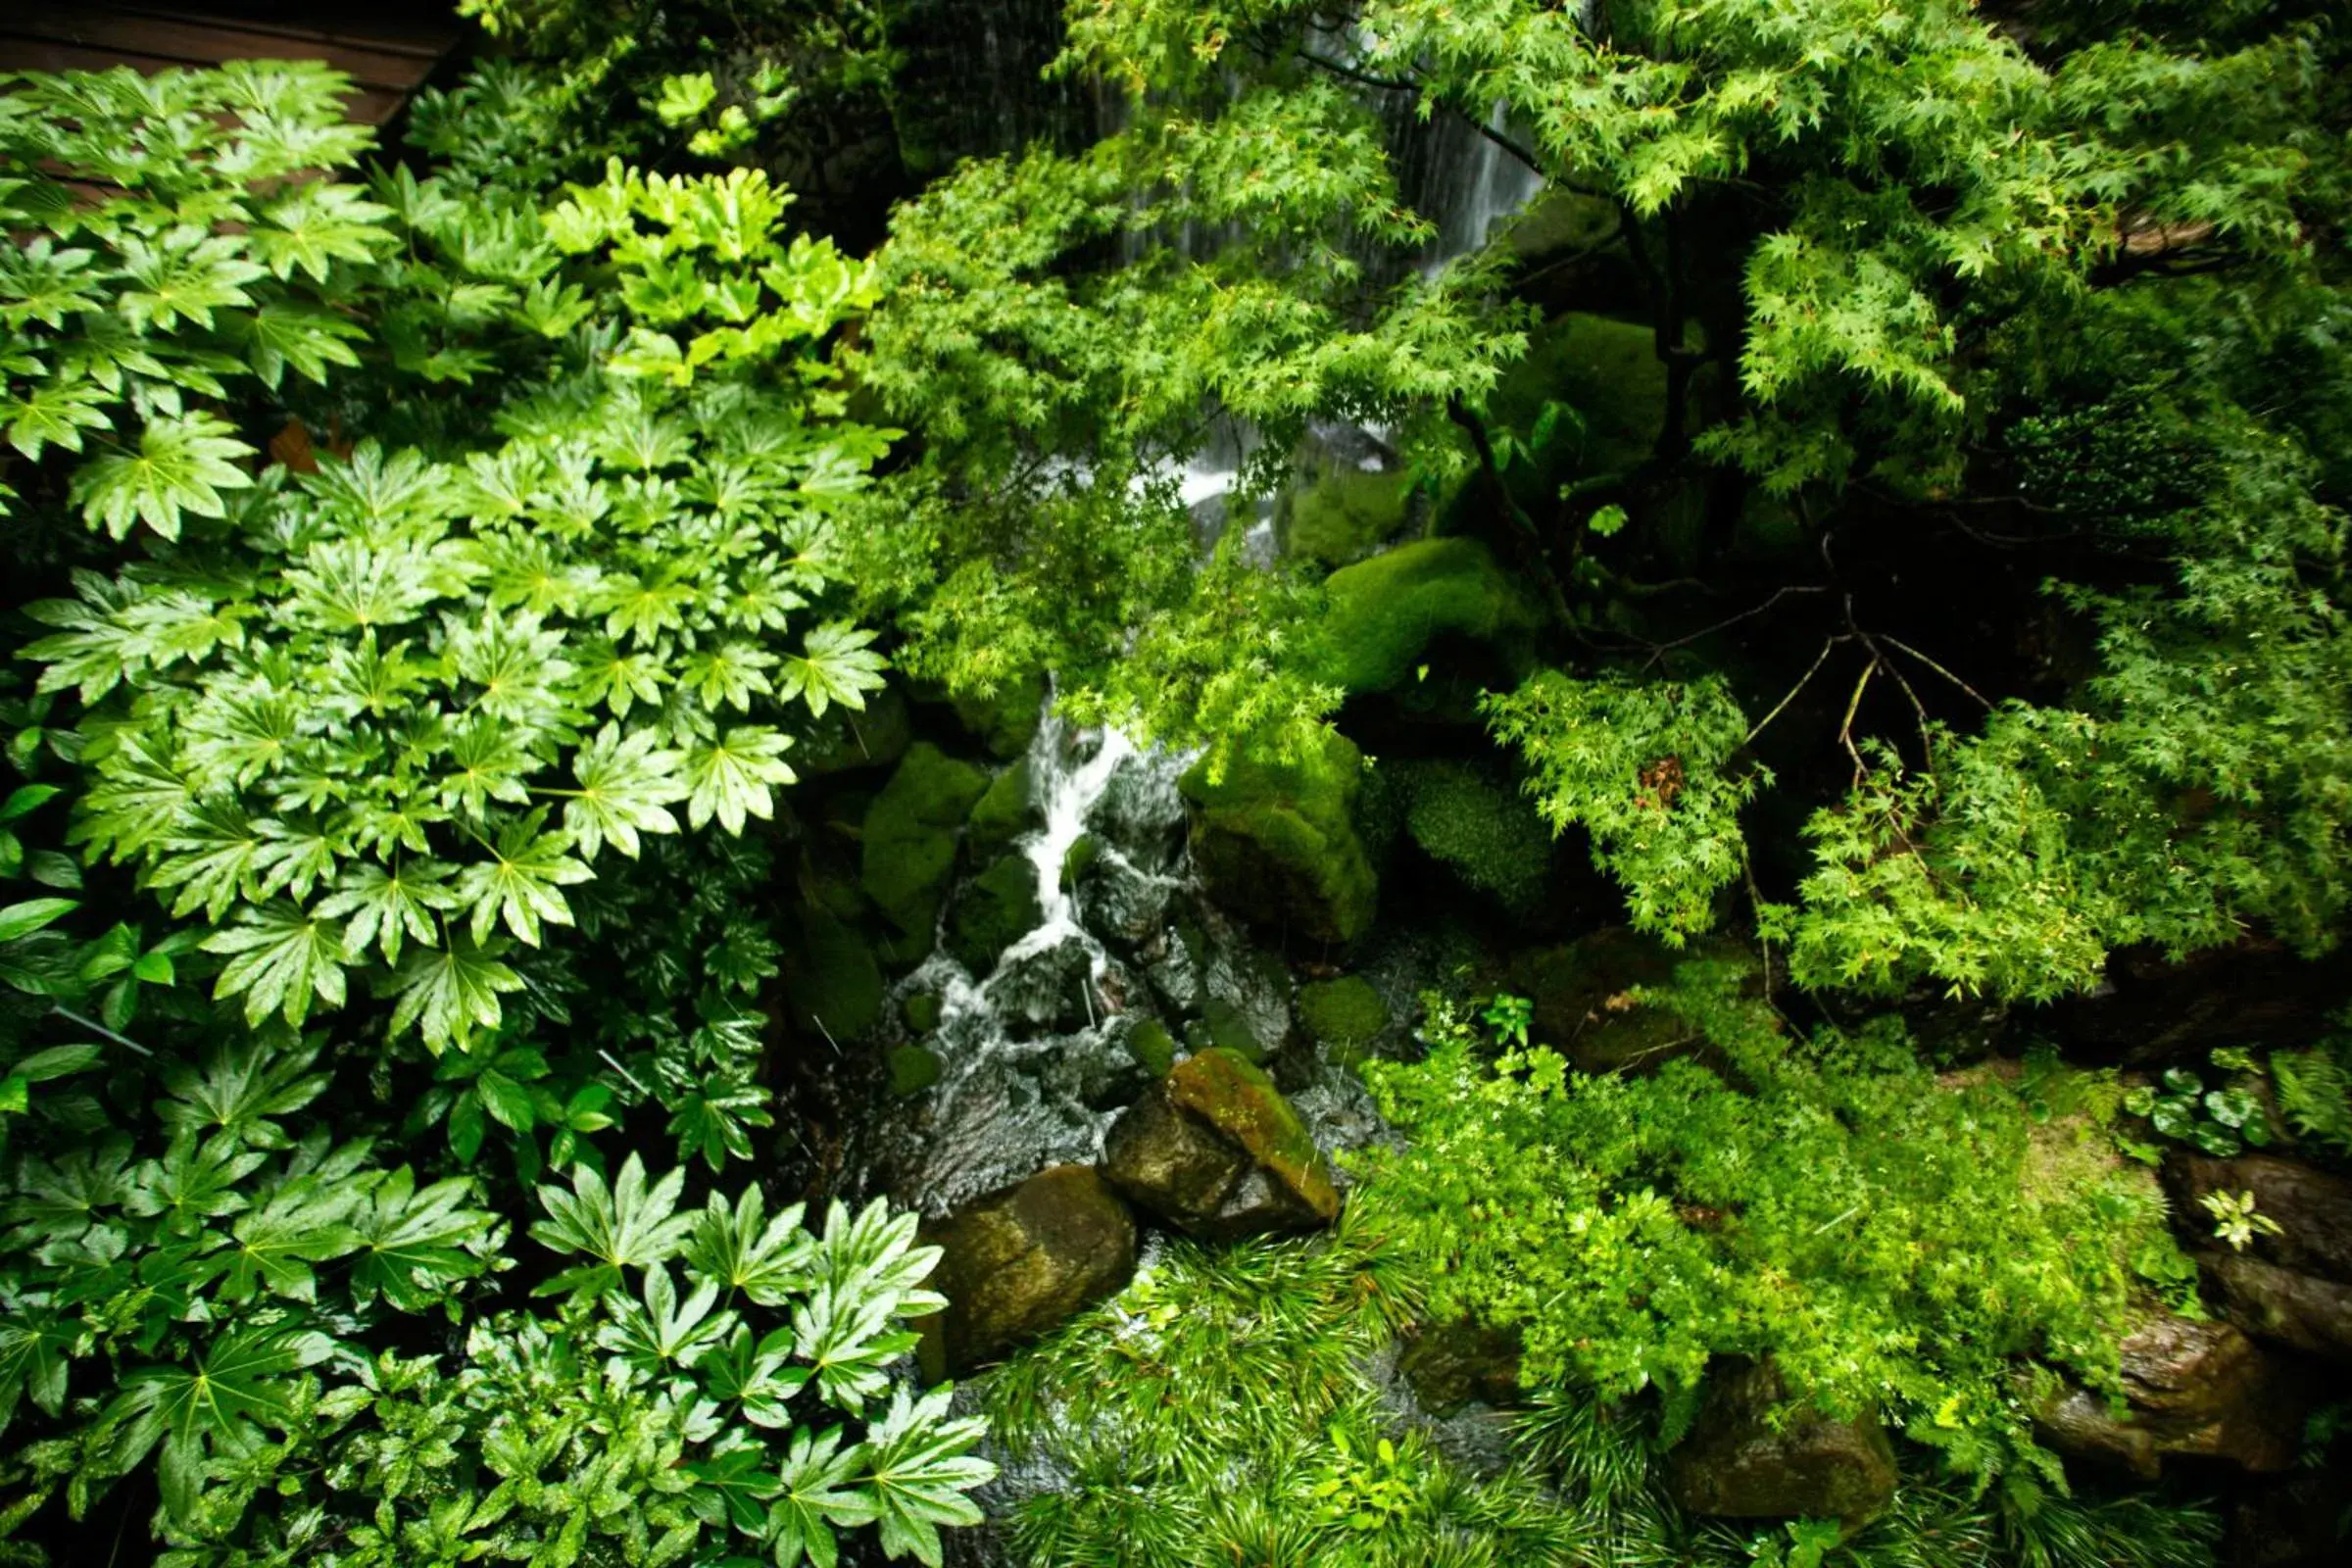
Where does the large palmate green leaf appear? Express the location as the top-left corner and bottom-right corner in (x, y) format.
(103, 1322), (335, 1519)
(67, 413), (255, 539)
(530, 1152), (694, 1298)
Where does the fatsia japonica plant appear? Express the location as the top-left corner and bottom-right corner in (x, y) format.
(12, 71), (893, 1052)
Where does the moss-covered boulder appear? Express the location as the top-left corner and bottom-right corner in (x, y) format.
(915, 1164), (1138, 1379)
(1508, 927), (1702, 1074)
(951, 667), (1047, 760)
(1668, 1359), (1896, 1526)
(1102, 1046), (1341, 1240)
(887, 1044), (942, 1099)
(947, 854), (1044, 973)
(1298, 975), (1390, 1060)
(1485, 312), (1671, 483)
(1124, 1017), (1178, 1077)
(965, 758), (1038, 860)
(902, 991), (945, 1033)
(1397, 759), (1555, 912)
(1280, 466), (1414, 568)
(779, 907), (885, 1042)
(1316, 537), (1544, 696)
(860, 743), (990, 942)
(1181, 728), (1377, 944)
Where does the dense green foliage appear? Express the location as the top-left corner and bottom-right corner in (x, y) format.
(1352, 971), (2193, 1483)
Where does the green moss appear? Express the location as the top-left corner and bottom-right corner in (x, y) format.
(965, 758), (1037, 860)
(903, 991), (945, 1034)
(781, 906), (885, 1041)
(1315, 537), (1543, 696)
(1502, 188), (1619, 266)
(1181, 728), (1378, 944)
(1058, 832), (1099, 892)
(1298, 975), (1389, 1058)
(1280, 466), (1414, 568)
(795, 683), (913, 775)
(860, 742), (991, 938)
(947, 854), (1044, 972)
(1125, 1018), (1178, 1077)
(1201, 996), (1268, 1063)
(1485, 312), (1671, 483)
(1397, 759), (1555, 912)
(1165, 1048), (1338, 1222)
(952, 666), (1047, 759)
(887, 1044), (943, 1098)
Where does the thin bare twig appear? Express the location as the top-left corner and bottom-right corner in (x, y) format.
(1744, 635), (1843, 746)
(1879, 634), (1994, 710)
(1838, 657), (1880, 788)
(1645, 583), (1830, 668)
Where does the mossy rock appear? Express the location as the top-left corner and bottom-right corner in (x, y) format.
(1485, 312), (1671, 484)
(796, 684), (913, 775)
(1502, 189), (1619, 268)
(1397, 759), (1555, 912)
(1298, 975), (1389, 1059)
(951, 667), (1047, 760)
(780, 907), (884, 1042)
(887, 1044), (943, 1099)
(902, 991), (945, 1034)
(948, 854), (1045, 974)
(1200, 996), (1269, 1064)
(1125, 1018), (1178, 1077)
(915, 1165), (1138, 1379)
(1059, 833), (1100, 893)
(1280, 465), (1414, 569)
(1162, 1047), (1340, 1230)
(966, 759), (1038, 860)
(1315, 537), (1544, 696)
(1507, 927), (1703, 1074)
(1181, 728), (1378, 944)
(860, 742), (991, 940)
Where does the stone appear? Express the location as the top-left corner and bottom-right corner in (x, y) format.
(1278, 463), (1414, 569)
(2045, 937), (2342, 1066)
(1297, 975), (1390, 1060)
(1481, 313), (1670, 484)
(947, 854), (1044, 974)
(988, 937), (1098, 1037)
(1101, 1047), (1342, 1241)
(888, 1045), (943, 1099)
(1397, 1319), (1525, 1415)
(914, 1164), (1138, 1379)
(779, 907), (884, 1042)
(860, 743), (991, 940)
(1314, 536), (1544, 697)
(902, 991), (945, 1034)
(1101, 1085), (1252, 1232)
(2035, 1314), (2310, 1479)
(1667, 1360), (1896, 1525)
(2165, 1153), (2352, 1284)
(1124, 1018), (1178, 1077)
(965, 759), (1038, 860)
(1508, 927), (1708, 1074)
(1200, 996), (1269, 1064)
(2197, 1250), (2352, 1365)
(1181, 728), (1378, 945)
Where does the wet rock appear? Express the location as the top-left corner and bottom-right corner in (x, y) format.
(1508, 927), (1706, 1073)
(1313, 537), (1544, 697)
(1101, 1085), (1252, 1232)
(948, 856), (1044, 974)
(1397, 1319), (1525, 1415)
(1667, 1359), (1896, 1525)
(2198, 1250), (2352, 1365)
(1081, 847), (1179, 947)
(2229, 1469), (2352, 1568)
(987, 938), (1099, 1036)
(2044, 938), (2345, 1066)
(915, 1164), (1138, 1379)
(1181, 728), (1378, 945)
(862, 743), (991, 946)
(2036, 1315), (2310, 1480)
(888, 1045), (942, 1099)
(965, 759), (1038, 860)
(1298, 974), (1391, 1062)
(2166, 1153), (2352, 1283)
(1124, 1018), (1178, 1078)
(902, 991), (945, 1033)
(1102, 1046), (1342, 1241)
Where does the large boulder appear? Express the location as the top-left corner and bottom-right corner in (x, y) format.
(2035, 1315), (2310, 1479)
(778, 906), (884, 1042)
(947, 854), (1044, 974)
(2165, 1153), (2352, 1284)
(1667, 1360), (1896, 1525)
(2196, 1250), (2352, 1366)
(1315, 537), (1544, 697)
(950, 668), (1047, 760)
(914, 1164), (1138, 1379)
(1181, 728), (1378, 945)
(1101, 1046), (1341, 1241)
(860, 743), (991, 946)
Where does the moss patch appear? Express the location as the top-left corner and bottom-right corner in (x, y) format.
(1485, 311), (1671, 484)
(888, 1044), (943, 1099)
(965, 758), (1037, 860)
(952, 666), (1047, 760)
(1281, 466), (1414, 568)
(948, 853), (1044, 973)
(1397, 759), (1556, 912)
(1181, 727), (1378, 944)
(1315, 537), (1543, 696)
(1298, 975), (1389, 1058)
(902, 991), (945, 1034)
(1125, 1017), (1178, 1077)
(780, 906), (885, 1042)
(861, 742), (991, 939)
